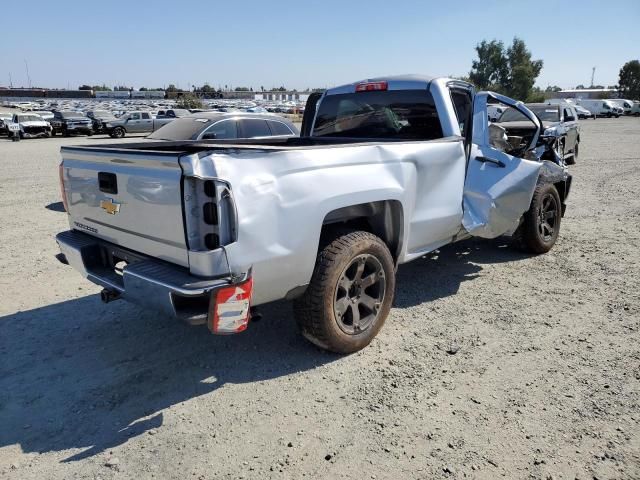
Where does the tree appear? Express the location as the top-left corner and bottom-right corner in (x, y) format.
(79, 84), (92, 90)
(545, 85), (562, 92)
(175, 92), (203, 109)
(504, 38), (543, 100)
(166, 84), (183, 93)
(469, 40), (509, 90)
(469, 37), (543, 101)
(575, 84), (586, 90)
(618, 60), (640, 99)
(139, 87), (148, 91)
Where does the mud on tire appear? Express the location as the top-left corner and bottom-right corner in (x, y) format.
(293, 230), (395, 354)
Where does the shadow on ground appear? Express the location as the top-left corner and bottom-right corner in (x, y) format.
(45, 201), (66, 213)
(0, 237), (530, 461)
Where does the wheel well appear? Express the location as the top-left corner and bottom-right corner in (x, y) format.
(321, 200), (404, 261)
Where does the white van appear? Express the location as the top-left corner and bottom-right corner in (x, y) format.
(609, 99), (634, 115)
(577, 99), (620, 118)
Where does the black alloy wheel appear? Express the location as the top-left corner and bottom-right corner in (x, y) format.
(333, 254), (386, 335)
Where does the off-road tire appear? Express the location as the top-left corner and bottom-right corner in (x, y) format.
(111, 127), (125, 138)
(513, 183), (562, 254)
(293, 231), (395, 354)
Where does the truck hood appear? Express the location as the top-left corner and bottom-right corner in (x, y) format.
(19, 120), (50, 127)
(496, 120), (559, 130)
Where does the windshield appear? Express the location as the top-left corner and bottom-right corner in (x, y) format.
(60, 111), (86, 119)
(148, 116), (214, 140)
(17, 115), (43, 122)
(312, 90), (443, 140)
(499, 105), (560, 122)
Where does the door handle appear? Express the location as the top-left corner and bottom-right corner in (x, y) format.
(476, 156), (506, 168)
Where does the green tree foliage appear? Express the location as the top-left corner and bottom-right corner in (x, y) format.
(618, 60), (640, 99)
(79, 84), (111, 91)
(166, 84), (183, 93)
(469, 40), (509, 91)
(545, 85), (562, 92)
(175, 93), (203, 110)
(469, 37), (543, 101)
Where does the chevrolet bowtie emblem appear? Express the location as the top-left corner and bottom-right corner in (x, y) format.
(100, 198), (121, 215)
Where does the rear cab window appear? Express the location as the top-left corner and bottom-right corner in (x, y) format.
(312, 90), (443, 140)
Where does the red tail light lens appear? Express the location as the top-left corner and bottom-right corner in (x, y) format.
(355, 81), (388, 92)
(208, 276), (253, 334)
(58, 163), (69, 214)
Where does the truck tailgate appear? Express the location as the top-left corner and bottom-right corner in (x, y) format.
(60, 146), (188, 266)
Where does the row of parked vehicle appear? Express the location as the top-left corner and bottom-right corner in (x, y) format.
(0, 107), (300, 142)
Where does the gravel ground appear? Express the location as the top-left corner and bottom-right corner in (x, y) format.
(0, 120), (639, 480)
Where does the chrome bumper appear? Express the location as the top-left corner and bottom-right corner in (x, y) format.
(56, 230), (232, 323)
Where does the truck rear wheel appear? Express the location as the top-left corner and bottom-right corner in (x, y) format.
(293, 231), (395, 354)
(513, 183), (562, 254)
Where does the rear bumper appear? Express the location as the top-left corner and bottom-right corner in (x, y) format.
(56, 230), (235, 324)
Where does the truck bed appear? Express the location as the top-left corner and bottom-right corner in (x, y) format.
(61, 135), (459, 155)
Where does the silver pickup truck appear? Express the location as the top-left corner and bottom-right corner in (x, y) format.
(105, 109), (191, 138)
(56, 75), (572, 353)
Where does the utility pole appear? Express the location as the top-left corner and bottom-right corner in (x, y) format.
(590, 67), (596, 88)
(24, 59), (32, 88)
(9, 72), (13, 88)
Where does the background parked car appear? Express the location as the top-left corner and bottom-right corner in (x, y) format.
(50, 111), (93, 136)
(0, 113), (13, 136)
(630, 102), (640, 116)
(86, 110), (117, 133)
(496, 102), (580, 164)
(105, 111), (155, 138)
(578, 99), (620, 118)
(574, 104), (595, 119)
(147, 112), (299, 141)
(12, 113), (52, 138)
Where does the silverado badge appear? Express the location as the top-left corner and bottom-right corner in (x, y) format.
(100, 198), (121, 215)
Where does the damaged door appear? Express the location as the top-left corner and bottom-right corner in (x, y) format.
(462, 92), (543, 238)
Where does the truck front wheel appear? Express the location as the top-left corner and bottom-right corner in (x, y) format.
(294, 231), (395, 354)
(514, 183), (562, 254)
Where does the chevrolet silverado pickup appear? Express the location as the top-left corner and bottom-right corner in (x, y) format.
(56, 75), (572, 353)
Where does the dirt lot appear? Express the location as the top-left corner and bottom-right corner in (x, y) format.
(1, 119), (639, 480)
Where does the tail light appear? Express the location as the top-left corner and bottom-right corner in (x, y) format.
(208, 276), (253, 334)
(58, 163), (69, 214)
(355, 81), (388, 92)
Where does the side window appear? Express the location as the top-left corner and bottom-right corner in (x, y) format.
(268, 120), (293, 136)
(141, 112), (151, 119)
(450, 89), (472, 138)
(241, 119), (271, 137)
(130, 113), (141, 120)
(201, 120), (238, 140)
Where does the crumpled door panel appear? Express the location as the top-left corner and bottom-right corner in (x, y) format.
(462, 92), (542, 238)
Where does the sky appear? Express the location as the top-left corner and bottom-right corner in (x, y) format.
(3, 0), (639, 91)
